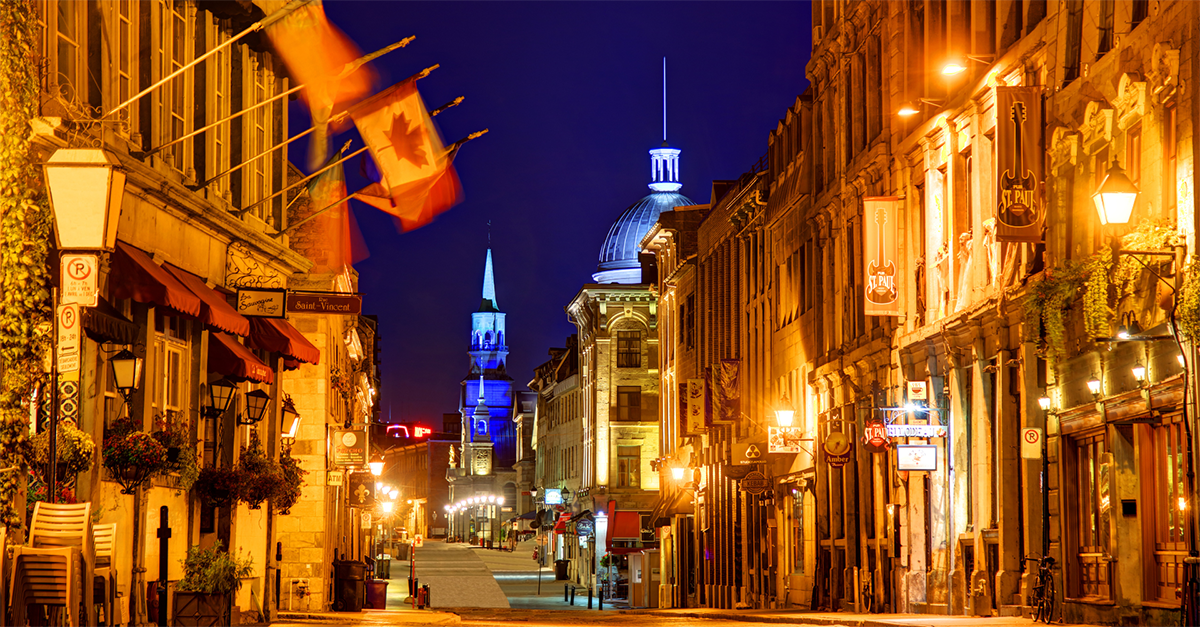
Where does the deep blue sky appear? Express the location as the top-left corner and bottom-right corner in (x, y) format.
(310, 1), (811, 424)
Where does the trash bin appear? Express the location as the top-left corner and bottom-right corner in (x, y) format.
(332, 559), (366, 612)
(375, 556), (391, 579)
(554, 559), (569, 580)
(365, 579), (388, 609)
(396, 543), (411, 561)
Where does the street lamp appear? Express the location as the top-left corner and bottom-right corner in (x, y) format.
(281, 394), (301, 439)
(43, 148), (127, 250)
(1037, 396), (1051, 411)
(109, 348), (144, 406)
(670, 463), (686, 482)
(1132, 363), (1147, 387)
(897, 98), (943, 117)
(369, 453), (385, 477)
(237, 388), (271, 426)
(775, 393), (795, 427)
(204, 377), (237, 419)
(1092, 160), (1139, 226)
(941, 54), (994, 76)
(1087, 377), (1103, 399)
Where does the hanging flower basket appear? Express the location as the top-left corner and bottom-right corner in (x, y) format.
(102, 417), (169, 495)
(153, 412), (199, 492)
(32, 421), (96, 480)
(236, 431), (282, 510)
(193, 467), (245, 508)
(274, 444), (307, 515)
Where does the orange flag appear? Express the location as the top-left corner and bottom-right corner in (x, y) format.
(253, 0), (374, 168)
(302, 148), (367, 271)
(352, 80), (462, 229)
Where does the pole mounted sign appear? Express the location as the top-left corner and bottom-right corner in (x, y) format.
(863, 419), (890, 453)
(1021, 427), (1044, 459)
(739, 471), (770, 495)
(332, 429), (367, 466)
(60, 254), (98, 307)
(56, 303), (81, 373)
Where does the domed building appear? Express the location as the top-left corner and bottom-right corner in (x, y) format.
(593, 145), (695, 284)
(544, 142), (697, 593)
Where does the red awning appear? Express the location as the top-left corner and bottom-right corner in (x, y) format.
(208, 332), (274, 384)
(163, 263), (250, 337)
(248, 317), (320, 365)
(553, 512), (571, 533)
(609, 511), (641, 541)
(111, 241), (201, 317)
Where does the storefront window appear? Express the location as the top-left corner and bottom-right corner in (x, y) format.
(792, 489), (805, 574)
(1150, 419), (1187, 604)
(1073, 433), (1111, 600)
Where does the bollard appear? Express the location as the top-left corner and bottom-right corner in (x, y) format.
(599, 588), (604, 610)
(587, 587), (593, 609)
(564, 584), (569, 602)
(570, 586), (576, 605)
(423, 584), (431, 609)
(156, 506), (171, 627)
(275, 542), (282, 611)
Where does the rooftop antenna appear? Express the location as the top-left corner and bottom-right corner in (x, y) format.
(662, 56), (667, 145)
(487, 220), (491, 247)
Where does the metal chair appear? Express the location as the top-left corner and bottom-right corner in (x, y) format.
(9, 502), (94, 627)
(92, 524), (117, 626)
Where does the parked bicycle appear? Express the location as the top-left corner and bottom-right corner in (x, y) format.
(1025, 554), (1056, 624)
(861, 573), (874, 613)
(1181, 555), (1200, 627)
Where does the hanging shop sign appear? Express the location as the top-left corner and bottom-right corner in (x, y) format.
(347, 472), (376, 508)
(733, 439), (768, 464)
(236, 288), (287, 318)
(542, 488), (563, 505)
(863, 197), (900, 316)
(824, 431), (853, 468)
(685, 379), (706, 434)
(708, 361), (740, 425)
(907, 380), (927, 401)
(61, 254), (98, 307)
(886, 424), (948, 439)
(576, 519), (595, 537)
(332, 429), (367, 466)
(767, 427), (807, 454)
(863, 419), (890, 454)
(739, 471), (770, 495)
(995, 86), (1045, 243)
(896, 445), (939, 471)
(287, 291), (363, 315)
(327, 470), (345, 486)
(361, 512), (372, 529)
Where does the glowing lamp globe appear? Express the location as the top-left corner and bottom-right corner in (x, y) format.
(43, 149), (127, 250)
(671, 465), (686, 481)
(1092, 162), (1139, 225)
(110, 349), (144, 397)
(368, 454), (385, 476)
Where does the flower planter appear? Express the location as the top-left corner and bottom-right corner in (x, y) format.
(173, 591), (228, 627)
(166, 447), (181, 464)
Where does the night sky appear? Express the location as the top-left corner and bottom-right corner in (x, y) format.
(302, 1), (811, 425)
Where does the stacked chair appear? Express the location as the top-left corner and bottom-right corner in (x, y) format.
(8, 502), (94, 627)
(92, 523), (117, 626)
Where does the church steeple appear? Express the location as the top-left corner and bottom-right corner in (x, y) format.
(469, 247), (508, 376)
(479, 248), (498, 312)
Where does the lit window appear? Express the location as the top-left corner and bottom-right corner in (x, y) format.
(617, 446), (640, 488)
(617, 331), (641, 368)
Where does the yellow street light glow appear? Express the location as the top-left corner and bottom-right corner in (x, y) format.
(942, 61), (967, 76)
(671, 465), (686, 481)
(897, 102), (920, 117)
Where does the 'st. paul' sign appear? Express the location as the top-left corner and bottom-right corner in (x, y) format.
(863, 197), (900, 316)
(996, 86), (1044, 242)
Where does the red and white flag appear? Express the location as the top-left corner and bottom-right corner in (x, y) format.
(352, 80), (462, 230)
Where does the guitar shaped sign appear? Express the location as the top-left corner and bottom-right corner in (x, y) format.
(866, 203), (897, 305)
(998, 100), (1038, 227)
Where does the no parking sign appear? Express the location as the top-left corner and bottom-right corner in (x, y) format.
(1021, 427), (1044, 459)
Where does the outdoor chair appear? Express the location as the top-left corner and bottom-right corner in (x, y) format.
(9, 502), (94, 627)
(92, 523), (117, 626)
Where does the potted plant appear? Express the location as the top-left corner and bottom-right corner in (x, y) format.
(173, 541), (254, 627)
(152, 411), (200, 492)
(102, 416), (169, 495)
(193, 467), (244, 509)
(236, 431), (283, 509)
(274, 444), (307, 515)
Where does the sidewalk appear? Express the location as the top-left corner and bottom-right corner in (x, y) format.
(630, 608), (1109, 627)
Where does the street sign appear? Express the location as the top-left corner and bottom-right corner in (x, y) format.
(863, 419), (889, 453)
(897, 445), (938, 471)
(56, 303), (81, 373)
(886, 424), (948, 438)
(61, 254), (98, 306)
(733, 439), (768, 464)
(287, 292), (363, 315)
(327, 470), (344, 486)
(236, 288), (287, 318)
(361, 512), (372, 529)
(740, 471), (770, 495)
(1021, 427), (1044, 460)
(767, 427), (807, 454)
(332, 430), (367, 466)
(414, 534), (424, 547)
(823, 431), (853, 468)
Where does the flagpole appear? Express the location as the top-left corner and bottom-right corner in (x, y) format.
(102, 0), (310, 118)
(431, 97), (465, 117)
(233, 146), (368, 217)
(274, 129), (489, 238)
(189, 113), (348, 190)
(144, 84), (305, 157)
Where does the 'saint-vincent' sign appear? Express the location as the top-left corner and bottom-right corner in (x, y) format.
(287, 292), (363, 315)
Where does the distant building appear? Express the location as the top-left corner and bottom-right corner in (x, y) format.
(446, 248), (519, 544)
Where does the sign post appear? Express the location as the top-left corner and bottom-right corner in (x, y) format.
(1021, 428), (1044, 460)
(61, 254), (98, 306)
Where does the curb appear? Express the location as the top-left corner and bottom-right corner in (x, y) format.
(276, 610), (462, 625)
(628, 610), (922, 627)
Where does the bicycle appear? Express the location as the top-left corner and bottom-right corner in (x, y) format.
(1025, 554), (1056, 624)
(1181, 555), (1200, 627)
(861, 573), (874, 613)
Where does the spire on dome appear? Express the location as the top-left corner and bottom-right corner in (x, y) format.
(649, 58), (681, 192)
(479, 248), (498, 312)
